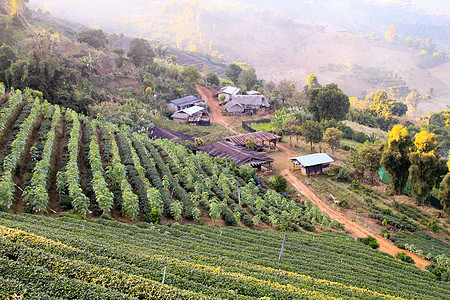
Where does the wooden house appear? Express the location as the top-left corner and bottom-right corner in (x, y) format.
(199, 142), (274, 170)
(171, 105), (210, 125)
(216, 86), (240, 100)
(290, 153), (334, 176)
(168, 95), (204, 111)
(224, 95), (270, 114)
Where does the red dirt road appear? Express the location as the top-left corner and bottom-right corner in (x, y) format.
(198, 85), (429, 269)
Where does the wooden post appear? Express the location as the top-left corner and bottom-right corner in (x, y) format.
(238, 187), (241, 205)
(162, 262), (167, 284)
(278, 233), (287, 261)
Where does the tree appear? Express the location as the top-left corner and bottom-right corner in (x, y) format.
(225, 62), (242, 84)
(307, 83), (350, 121)
(409, 131), (442, 206)
(301, 120), (322, 152)
(323, 127), (343, 156)
(77, 29), (108, 49)
(438, 162), (450, 213)
(180, 65), (201, 83)
(269, 174), (288, 192)
(5, 59), (29, 90)
(385, 25), (398, 43)
(0, 44), (16, 83)
(381, 125), (412, 194)
(277, 79), (299, 106)
(304, 73), (321, 93)
(238, 67), (258, 91)
(245, 136), (256, 150)
(205, 72), (219, 86)
(128, 38), (155, 67)
(358, 142), (382, 182)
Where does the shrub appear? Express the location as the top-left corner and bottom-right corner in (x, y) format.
(357, 235), (380, 249)
(381, 228), (391, 239)
(396, 252), (415, 264)
(336, 169), (350, 182)
(269, 174), (288, 192)
(145, 209), (162, 224)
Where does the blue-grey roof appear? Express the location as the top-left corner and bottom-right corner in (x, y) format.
(290, 153), (334, 167)
(169, 95), (202, 106)
(179, 105), (205, 115)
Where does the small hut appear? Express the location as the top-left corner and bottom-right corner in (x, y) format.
(290, 153), (334, 176)
(225, 131), (280, 150)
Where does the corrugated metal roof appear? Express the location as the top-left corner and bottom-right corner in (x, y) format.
(149, 127), (194, 142)
(246, 90), (261, 95)
(290, 153), (334, 167)
(223, 100), (244, 112)
(199, 142), (274, 166)
(216, 86), (240, 95)
(179, 105), (206, 115)
(169, 95), (203, 106)
(226, 131), (280, 146)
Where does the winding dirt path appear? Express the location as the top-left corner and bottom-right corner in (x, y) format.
(197, 85), (239, 134)
(198, 85), (429, 269)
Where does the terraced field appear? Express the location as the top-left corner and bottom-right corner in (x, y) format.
(1, 212), (449, 299)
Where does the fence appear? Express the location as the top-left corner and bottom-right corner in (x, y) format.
(242, 118), (271, 133)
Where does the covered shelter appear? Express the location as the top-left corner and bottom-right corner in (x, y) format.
(229, 94), (270, 114)
(149, 126), (195, 144)
(168, 95), (204, 111)
(290, 153), (334, 176)
(223, 100), (244, 115)
(199, 142), (274, 170)
(225, 131), (280, 150)
(171, 105), (210, 125)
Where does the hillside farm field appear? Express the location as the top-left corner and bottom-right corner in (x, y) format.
(0, 212), (449, 299)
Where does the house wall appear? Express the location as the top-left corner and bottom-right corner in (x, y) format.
(227, 105), (244, 114)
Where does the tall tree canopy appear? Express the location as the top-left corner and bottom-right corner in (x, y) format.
(77, 29), (108, 50)
(438, 153), (450, 213)
(225, 63), (242, 85)
(409, 131), (443, 205)
(304, 73), (321, 93)
(381, 125), (412, 194)
(128, 38), (155, 67)
(301, 120), (322, 152)
(358, 142), (383, 182)
(323, 127), (343, 156)
(307, 83), (350, 121)
(385, 25), (398, 43)
(238, 67), (258, 91)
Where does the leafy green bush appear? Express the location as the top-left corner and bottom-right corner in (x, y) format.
(357, 235), (380, 249)
(396, 252), (415, 264)
(381, 228), (391, 239)
(269, 174), (287, 192)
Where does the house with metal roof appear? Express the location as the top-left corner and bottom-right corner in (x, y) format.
(171, 105), (210, 125)
(216, 86), (241, 100)
(199, 142), (274, 170)
(168, 95), (205, 111)
(289, 153), (334, 176)
(224, 95), (270, 115)
(225, 131), (280, 150)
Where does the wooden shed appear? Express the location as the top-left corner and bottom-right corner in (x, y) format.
(215, 86), (240, 100)
(168, 95), (204, 111)
(171, 105), (209, 125)
(225, 131), (280, 150)
(290, 153), (334, 176)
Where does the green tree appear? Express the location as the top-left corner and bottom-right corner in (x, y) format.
(323, 127), (343, 156)
(205, 72), (219, 86)
(225, 62), (242, 84)
(5, 59), (29, 90)
(238, 67), (258, 91)
(277, 79), (299, 106)
(438, 158), (450, 213)
(269, 174), (288, 192)
(381, 125), (412, 194)
(307, 83), (350, 121)
(409, 131), (442, 205)
(77, 29), (108, 49)
(180, 65), (201, 83)
(128, 38), (155, 67)
(301, 120), (323, 152)
(385, 25), (398, 43)
(245, 136), (256, 150)
(358, 142), (382, 182)
(0, 44), (16, 83)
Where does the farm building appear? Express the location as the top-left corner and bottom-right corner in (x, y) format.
(199, 142), (274, 170)
(225, 131), (280, 150)
(246, 90), (261, 95)
(149, 126), (194, 144)
(224, 95), (270, 114)
(168, 95), (205, 111)
(171, 105), (210, 125)
(216, 86), (241, 100)
(290, 153), (334, 176)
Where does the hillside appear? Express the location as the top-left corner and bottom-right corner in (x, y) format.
(1, 212), (449, 299)
(30, 0), (450, 117)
